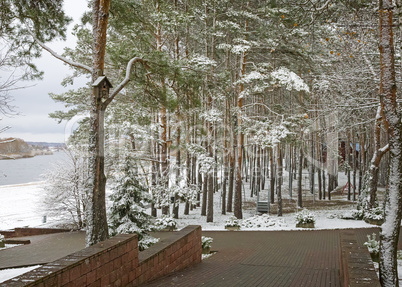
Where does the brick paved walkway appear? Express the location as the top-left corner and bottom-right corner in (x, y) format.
(145, 230), (342, 287)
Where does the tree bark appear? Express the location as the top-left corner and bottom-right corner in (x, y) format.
(297, 141), (303, 208)
(270, 148), (275, 204)
(86, 0), (111, 247)
(378, 1), (402, 285)
(277, 145), (283, 217)
(347, 130), (351, 201)
(368, 106), (389, 209)
(173, 110), (180, 219)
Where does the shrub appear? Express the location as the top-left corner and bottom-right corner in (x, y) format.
(364, 233), (379, 254)
(364, 207), (384, 222)
(225, 216), (240, 228)
(201, 236), (213, 249)
(154, 215), (177, 230)
(295, 209), (316, 225)
(352, 209), (364, 220)
(108, 154), (157, 250)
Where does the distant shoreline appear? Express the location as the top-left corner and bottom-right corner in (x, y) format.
(0, 151), (54, 160)
(0, 181), (45, 188)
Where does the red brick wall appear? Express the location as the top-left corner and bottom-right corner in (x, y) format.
(1, 227), (70, 238)
(135, 225), (202, 285)
(1, 225), (201, 287)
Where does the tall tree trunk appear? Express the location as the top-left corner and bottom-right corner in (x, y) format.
(367, 106), (389, 209)
(234, 110), (243, 219)
(250, 145), (255, 196)
(270, 148), (275, 204)
(378, 1), (402, 285)
(277, 145), (283, 217)
(201, 173), (207, 216)
(227, 146), (235, 212)
(288, 144), (293, 198)
(352, 130), (357, 201)
(317, 138), (322, 200)
(347, 130), (352, 201)
(184, 114), (191, 216)
(358, 128), (365, 195)
(297, 141), (303, 208)
(222, 100), (229, 215)
(234, 51), (246, 219)
(256, 145), (261, 196)
(173, 110), (180, 219)
(151, 122), (158, 217)
(309, 133), (315, 198)
(86, 0), (111, 246)
(160, 106), (169, 215)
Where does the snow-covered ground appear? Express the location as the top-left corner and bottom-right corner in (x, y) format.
(0, 182), (50, 230)
(0, 173), (390, 283)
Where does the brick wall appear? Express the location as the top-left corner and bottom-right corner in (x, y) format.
(135, 225), (202, 285)
(1, 228), (70, 238)
(1, 225), (201, 287)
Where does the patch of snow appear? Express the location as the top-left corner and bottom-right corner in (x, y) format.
(202, 253), (215, 260)
(0, 265), (41, 283)
(0, 182), (50, 230)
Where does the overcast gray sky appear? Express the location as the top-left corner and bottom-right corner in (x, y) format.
(0, 1), (89, 143)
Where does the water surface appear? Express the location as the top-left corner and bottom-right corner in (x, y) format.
(0, 151), (68, 185)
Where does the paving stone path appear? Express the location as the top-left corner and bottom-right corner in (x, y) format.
(146, 230), (343, 287)
(1, 228), (395, 286)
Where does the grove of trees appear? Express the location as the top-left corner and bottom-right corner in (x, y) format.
(2, 0), (402, 286)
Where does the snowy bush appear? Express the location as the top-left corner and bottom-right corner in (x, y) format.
(241, 214), (276, 229)
(154, 215), (177, 230)
(364, 233), (380, 255)
(295, 209), (316, 224)
(198, 154), (216, 174)
(108, 154), (157, 251)
(351, 209), (364, 220)
(364, 207), (384, 222)
(149, 176), (170, 210)
(271, 67), (310, 92)
(42, 148), (89, 229)
(175, 183), (199, 207)
(139, 235), (159, 251)
(225, 216), (240, 228)
(201, 236), (213, 250)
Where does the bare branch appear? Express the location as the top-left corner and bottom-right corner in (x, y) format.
(314, 0), (332, 12)
(29, 31), (92, 73)
(243, 102), (281, 116)
(104, 57), (149, 107)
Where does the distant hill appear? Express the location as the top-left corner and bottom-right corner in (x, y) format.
(0, 138), (33, 159)
(0, 139), (66, 159)
(27, 142), (66, 148)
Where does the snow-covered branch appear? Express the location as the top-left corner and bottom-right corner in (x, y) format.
(29, 32), (92, 73)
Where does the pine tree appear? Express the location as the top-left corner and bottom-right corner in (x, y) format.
(108, 154), (157, 251)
